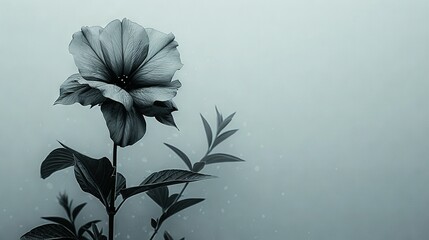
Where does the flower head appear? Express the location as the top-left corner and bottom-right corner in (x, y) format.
(56, 19), (183, 147)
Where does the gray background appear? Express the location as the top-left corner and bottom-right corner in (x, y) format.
(1, 0), (429, 239)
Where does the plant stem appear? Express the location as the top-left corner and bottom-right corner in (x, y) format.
(148, 149), (210, 240)
(148, 228), (159, 240)
(109, 143), (118, 240)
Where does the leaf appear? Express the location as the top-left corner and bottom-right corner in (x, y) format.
(57, 193), (72, 219)
(40, 148), (75, 179)
(78, 220), (101, 237)
(115, 173), (127, 198)
(160, 198), (205, 224)
(21, 224), (77, 240)
(202, 154), (245, 165)
(74, 155), (114, 207)
(72, 203), (86, 221)
(151, 218), (158, 229)
(166, 194), (179, 208)
(211, 129), (238, 149)
(164, 231), (173, 240)
(200, 114), (213, 147)
(41, 217), (75, 234)
(192, 162), (205, 172)
(217, 112), (236, 134)
(215, 106), (223, 128)
(120, 169), (214, 199)
(164, 143), (192, 170)
(147, 186), (169, 209)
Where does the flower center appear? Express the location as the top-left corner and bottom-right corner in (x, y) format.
(115, 75), (129, 89)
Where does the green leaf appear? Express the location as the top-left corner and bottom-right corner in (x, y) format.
(160, 198), (205, 224)
(212, 129), (238, 149)
(40, 148), (75, 179)
(21, 224), (77, 240)
(147, 186), (169, 209)
(72, 203), (86, 221)
(164, 143), (192, 170)
(73, 155), (114, 207)
(200, 114), (213, 147)
(164, 231), (174, 240)
(202, 154), (245, 165)
(120, 169), (214, 199)
(217, 112), (236, 134)
(41, 217), (75, 235)
(192, 162), (205, 172)
(78, 220), (101, 237)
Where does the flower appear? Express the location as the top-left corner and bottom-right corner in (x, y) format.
(55, 18), (183, 147)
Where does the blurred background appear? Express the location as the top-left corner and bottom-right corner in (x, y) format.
(1, 0), (429, 239)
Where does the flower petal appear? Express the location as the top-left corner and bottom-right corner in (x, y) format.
(55, 74), (106, 106)
(137, 100), (178, 117)
(121, 19), (149, 76)
(69, 26), (111, 82)
(99, 19), (123, 77)
(129, 80), (181, 109)
(155, 113), (178, 128)
(78, 78), (133, 111)
(130, 29), (183, 88)
(101, 101), (146, 147)
(99, 19), (149, 78)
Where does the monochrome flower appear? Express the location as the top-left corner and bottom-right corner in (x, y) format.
(55, 18), (183, 147)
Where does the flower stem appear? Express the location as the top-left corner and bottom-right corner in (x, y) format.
(109, 143), (118, 240)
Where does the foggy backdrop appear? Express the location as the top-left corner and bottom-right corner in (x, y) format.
(1, 0), (429, 239)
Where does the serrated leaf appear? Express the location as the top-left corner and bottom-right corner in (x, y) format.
(202, 154), (245, 165)
(40, 148), (75, 179)
(41, 217), (75, 234)
(160, 198), (205, 225)
(72, 203), (86, 222)
(78, 220), (101, 237)
(147, 186), (169, 209)
(151, 218), (158, 229)
(74, 155), (114, 207)
(212, 129), (238, 149)
(164, 231), (173, 240)
(21, 224), (77, 240)
(217, 112), (236, 134)
(192, 162), (205, 172)
(200, 114), (213, 147)
(164, 143), (192, 170)
(120, 170), (214, 199)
